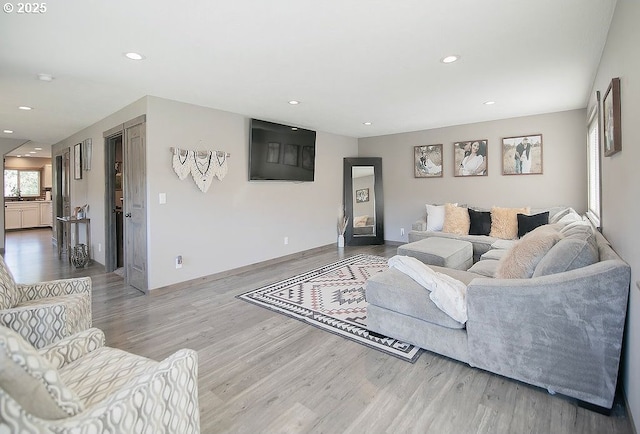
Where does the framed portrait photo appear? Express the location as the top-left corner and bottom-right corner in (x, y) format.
(603, 77), (621, 157)
(414, 144), (443, 178)
(502, 134), (543, 175)
(74, 143), (82, 180)
(454, 140), (488, 177)
(266, 142), (280, 163)
(283, 144), (299, 166)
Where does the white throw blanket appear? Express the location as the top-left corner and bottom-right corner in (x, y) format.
(388, 255), (468, 324)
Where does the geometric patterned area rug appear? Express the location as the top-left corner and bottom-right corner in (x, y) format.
(237, 254), (421, 362)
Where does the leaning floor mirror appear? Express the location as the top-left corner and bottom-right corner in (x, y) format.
(343, 157), (384, 245)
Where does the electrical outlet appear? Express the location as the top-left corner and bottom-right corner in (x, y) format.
(400, 228), (405, 236)
(284, 237), (289, 245)
(98, 243), (102, 252)
(175, 255), (183, 269)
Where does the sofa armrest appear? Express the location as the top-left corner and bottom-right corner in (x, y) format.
(466, 260), (630, 408)
(17, 277), (92, 303)
(0, 303), (69, 348)
(39, 328), (105, 369)
(412, 218), (427, 232)
(1, 348), (201, 433)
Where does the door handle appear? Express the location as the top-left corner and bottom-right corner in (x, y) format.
(125, 213), (132, 218)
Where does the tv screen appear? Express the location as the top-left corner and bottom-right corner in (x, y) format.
(249, 119), (316, 181)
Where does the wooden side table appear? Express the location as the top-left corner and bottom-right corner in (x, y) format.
(56, 217), (91, 263)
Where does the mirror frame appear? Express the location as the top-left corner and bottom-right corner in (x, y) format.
(343, 157), (384, 245)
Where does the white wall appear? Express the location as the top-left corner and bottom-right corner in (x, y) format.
(144, 97), (358, 289)
(588, 1), (640, 430)
(358, 109), (587, 242)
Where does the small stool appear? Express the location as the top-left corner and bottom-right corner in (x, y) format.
(397, 238), (473, 270)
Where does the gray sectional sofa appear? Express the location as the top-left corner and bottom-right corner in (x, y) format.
(366, 207), (630, 409)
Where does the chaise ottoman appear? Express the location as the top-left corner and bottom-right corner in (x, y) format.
(397, 237), (473, 270)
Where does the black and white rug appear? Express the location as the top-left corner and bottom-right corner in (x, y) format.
(238, 254), (421, 362)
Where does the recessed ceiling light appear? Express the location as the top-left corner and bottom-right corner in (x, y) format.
(18, 106), (32, 110)
(37, 73), (54, 82)
(16, 155), (21, 158)
(124, 52), (145, 60)
(288, 100), (300, 105)
(29, 151), (37, 154)
(363, 122), (372, 126)
(441, 55), (459, 64)
(291, 127), (298, 131)
(3, 130), (13, 134)
(484, 101), (496, 105)
(23, 154), (30, 157)
(35, 147), (42, 150)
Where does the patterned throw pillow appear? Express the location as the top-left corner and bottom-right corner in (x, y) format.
(0, 325), (84, 419)
(489, 206), (530, 240)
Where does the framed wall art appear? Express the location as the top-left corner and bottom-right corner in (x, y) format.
(454, 140), (488, 177)
(603, 77), (621, 157)
(74, 142), (82, 180)
(414, 144), (443, 178)
(502, 134), (543, 175)
(355, 188), (369, 203)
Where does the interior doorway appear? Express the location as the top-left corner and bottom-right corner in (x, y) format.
(103, 115), (147, 293)
(53, 148), (70, 247)
(104, 133), (124, 272)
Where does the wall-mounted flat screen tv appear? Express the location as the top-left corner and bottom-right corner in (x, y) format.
(249, 118), (316, 181)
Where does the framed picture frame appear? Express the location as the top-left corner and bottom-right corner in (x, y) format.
(283, 144), (299, 166)
(603, 77), (621, 157)
(355, 188), (369, 203)
(82, 138), (92, 171)
(502, 134), (543, 175)
(454, 140), (488, 177)
(266, 142), (280, 163)
(74, 143), (82, 180)
(414, 144), (443, 178)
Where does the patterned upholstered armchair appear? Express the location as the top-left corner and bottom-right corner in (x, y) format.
(0, 255), (92, 348)
(0, 326), (200, 433)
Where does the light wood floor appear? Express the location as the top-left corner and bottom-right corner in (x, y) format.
(3, 228), (634, 434)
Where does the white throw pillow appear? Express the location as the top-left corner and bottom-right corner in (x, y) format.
(425, 203), (457, 232)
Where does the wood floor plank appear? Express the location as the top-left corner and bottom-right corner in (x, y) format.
(2, 229), (633, 434)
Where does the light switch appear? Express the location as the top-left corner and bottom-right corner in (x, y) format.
(159, 193), (166, 204)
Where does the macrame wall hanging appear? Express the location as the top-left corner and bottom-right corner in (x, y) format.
(170, 147), (230, 193)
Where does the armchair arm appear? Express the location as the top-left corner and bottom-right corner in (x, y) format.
(1, 349), (201, 433)
(39, 328), (105, 369)
(16, 277), (92, 303)
(0, 303), (68, 348)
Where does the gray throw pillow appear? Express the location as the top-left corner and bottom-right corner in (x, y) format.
(532, 238), (599, 277)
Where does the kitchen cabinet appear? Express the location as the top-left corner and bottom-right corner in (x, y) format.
(5, 202), (40, 229)
(42, 164), (53, 189)
(39, 201), (53, 226)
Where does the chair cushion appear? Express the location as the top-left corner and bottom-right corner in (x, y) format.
(0, 257), (18, 310)
(59, 346), (157, 408)
(20, 293), (91, 336)
(0, 325), (84, 419)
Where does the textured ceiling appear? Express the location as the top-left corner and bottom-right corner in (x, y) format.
(0, 0), (616, 158)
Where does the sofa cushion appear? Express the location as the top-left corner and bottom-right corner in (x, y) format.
(517, 211), (549, 237)
(467, 260), (499, 277)
(443, 203), (470, 235)
(549, 207), (575, 224)
(0, 325), (84, 419)
(495, 226), (562, 279)
(532, 237), (599, 277)
(468, 208), (492, 236)
(489, 206), (530, 240)
(366, 268), (465, 329)
(480, 249), (507, 261)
